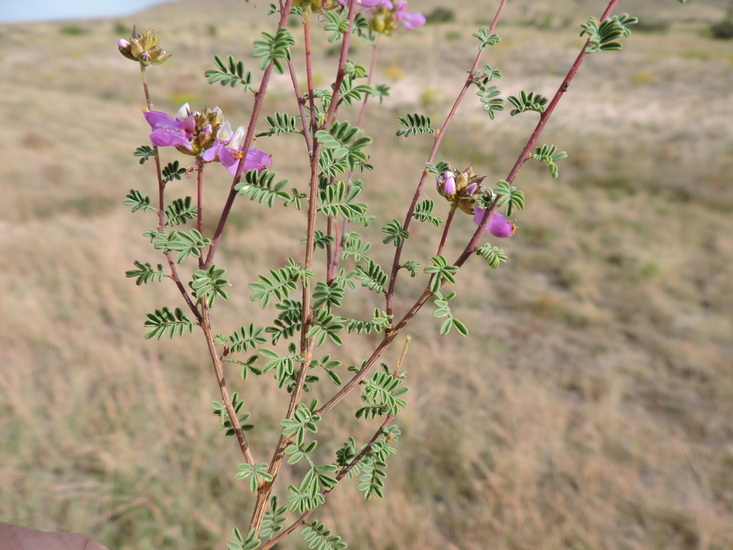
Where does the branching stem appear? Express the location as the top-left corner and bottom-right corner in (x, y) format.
(201, 304), (257, 468)
(203, 0), (295, 270)
(385, 0), (509, 319)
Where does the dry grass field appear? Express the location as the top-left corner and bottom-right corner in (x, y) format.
(1, 0), (732, 548)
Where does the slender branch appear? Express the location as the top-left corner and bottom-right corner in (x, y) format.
(326, 215), (334, 281)
(321, 0), (359, 128)
(356, 38), (380, 128)
(248, 2), (364, 533)
(202, 0), (295, 270)
(200, 303), (257, 468)
(462, 0), (622, 264)
(284, 11), (316, 153)
(330, 37), (381, 280)
(385, 0), (509, 318)
(436, 203), (458, 256)
(139, 64), (166, 232)
(317, 287), (431, 418)
(263, 339), (410, 548)
(248, 100), (321, 539)
(260, 414), (395, 550)
(166, 256), (202, 323)
(303, 10), (319, 138)
(196, 163), (205, 267)
(196, 163), (204, 234)
(139, 62), (202, 322)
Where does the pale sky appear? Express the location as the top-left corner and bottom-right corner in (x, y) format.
(0, 0), (175, 23)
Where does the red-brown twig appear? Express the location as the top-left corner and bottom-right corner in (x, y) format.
(384, 0), (509, 319)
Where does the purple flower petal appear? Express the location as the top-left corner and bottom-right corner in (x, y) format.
(181, 114), (196, 135)
(243, 149), (273, 172)
(394, 0), (425, 29)
(201, 141), (222, 162)
(143, 110), (179, 129)
(438, 171), (456, 195)
(150, 126), (192, 150)
(400, 11), (426, 29)
(219, 147), (239, 172)
(473, 208), (516, 238)
(221, 148), (272, 175)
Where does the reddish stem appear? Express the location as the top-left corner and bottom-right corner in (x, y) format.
(436, 203), (458, 256)
(468, 0), (621, 262)
(385, 0), (509, 318)
(203, 0), (295, 270)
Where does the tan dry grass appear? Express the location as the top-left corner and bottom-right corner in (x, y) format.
(1, 1), (732, 549)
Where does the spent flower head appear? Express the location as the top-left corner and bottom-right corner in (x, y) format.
(118, 27), (171, 66)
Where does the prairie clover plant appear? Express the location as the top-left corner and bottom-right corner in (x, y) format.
(120, 1), (687, 547)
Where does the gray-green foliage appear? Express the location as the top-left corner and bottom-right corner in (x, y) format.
(120, 2), (687, 548)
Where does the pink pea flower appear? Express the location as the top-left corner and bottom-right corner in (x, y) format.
(143, 104), (196, 150)
(473, 208), (517, 238)
(202, 122), (272, 175)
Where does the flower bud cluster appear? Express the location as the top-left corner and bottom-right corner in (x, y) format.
(436, 165), (486, 214)
(118, 27), (171, 66)
(436, 166), (517, 238)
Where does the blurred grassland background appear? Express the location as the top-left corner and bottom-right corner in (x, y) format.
(1, 0), (732, 548)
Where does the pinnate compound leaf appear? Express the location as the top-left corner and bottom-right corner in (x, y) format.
(476, 243), (508, 269)
(154, 229), (211, 263)
(473, 26), (500, 49)
(227, 323), (267, 353)
(191, 265), (230, 307)
(507, 90), (548, 116)
(424, 255), (459, 293)
(318, 180), (368, 220)
(260, 496), (287, 538)
(581, 13), (638, 53)
(162, 160), (187, 184)
(301, 521), (347, 550)
(495, 180), (525, 217)
(126, 261), (167, 285)
(356, 370), (408, 419)
(252, 27), (294, 73)
(249, 265), (298, 308)
(381, 220), (409, 247)
(235, 462), (273, 493)
(235, 169), (291, 207)
(206, 54), (253, 91)
(144, 307), (195, 340)
(355, 258), (388, 294)
(412, 200), (443, 227)
(396, 113), (435, 137)
(133, 145), (155, 165)
(530, 144), (568, 179)
(265, 112), (300, 135)
(124, 189), (156, 213)
(164, 196), (197, 226)
(307, 310), (346, 347)
(287, 485), (325, 514)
